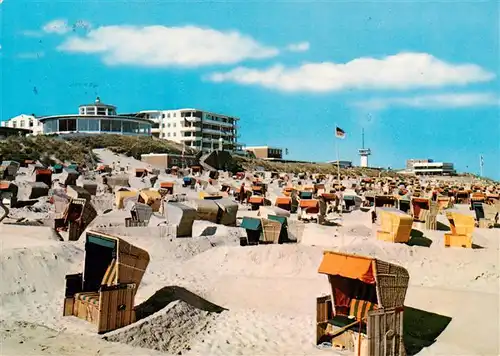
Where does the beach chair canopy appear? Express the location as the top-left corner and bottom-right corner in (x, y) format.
(215, 198), (238, 226)
(107, 175), (130, 188)
(249, 196), (264, 204)
(191, 198), (220, 222)
(375, 195), (396, 207)
(160, 182), (174, 189)
(299, 191), (313, 199)
(321, 193), (337, 202)
(165, 202), (196, 237)
(299, 199), (319, 209)
(83, 231), (149, 292)
(275, 196), (291, 206)
(318, 251), (409, 311)
(240, 216), (262, 231)
(115, 190), (138, 209)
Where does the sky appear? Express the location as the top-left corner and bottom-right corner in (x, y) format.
(1, 0), (499, 179)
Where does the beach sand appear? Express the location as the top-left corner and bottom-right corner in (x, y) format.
(1, 150), (499, 356)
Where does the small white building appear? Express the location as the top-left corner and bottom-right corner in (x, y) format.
(140, 108), (243, 153)
(1, 114), (43, 135)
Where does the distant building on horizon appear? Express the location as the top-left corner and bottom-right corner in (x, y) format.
(328, 160), (353, 169)
(245, 146), (283, 160)
(407, 158), (455, 176)
(38, 97), (152, 136)
(406, 158), (433, 170)
(140, 108), (243, 153)
(1, 114), (43, 135)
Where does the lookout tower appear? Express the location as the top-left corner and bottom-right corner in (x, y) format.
(358, 128), (371, 168)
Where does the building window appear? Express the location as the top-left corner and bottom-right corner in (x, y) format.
(162, 114), (165, 119)
(12, 122), (17, 128)
(167, 113), (170, 118)
(101, 119), (112, 132)
(173, 112), (176, 117)
(173, 132), (176, 137)
(20, 120), (25, 128)
(97, 108), (107, 115)
(173, 123), (176, 128)
(168, 133), (171, 137)
(59, 118), (77, 132)
(86, 107), (96, 115)
(29, 121), (34, 127)
(43, 120), (57, 133)
(111, 119), (121, 132)
(167, 123), (171, 128)
(78, 119), (90, 131)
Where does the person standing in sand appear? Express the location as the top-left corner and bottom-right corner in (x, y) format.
(239, 183), (246, 204)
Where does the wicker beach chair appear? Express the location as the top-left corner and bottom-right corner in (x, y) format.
(316, 251), (408, 356)
(159, 181), (174, 194)
(63, 231), (150, 333)
(376, 208), (413, 243)
(444, 212), (474, 248)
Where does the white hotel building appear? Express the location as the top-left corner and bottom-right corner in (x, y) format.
(141, 108), (243, 153)
(1, 114), (43, 135)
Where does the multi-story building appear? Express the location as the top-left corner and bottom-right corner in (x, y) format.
(39, 97), (152, 136)
(140, 108), (241, 153)
(245, 146), (283, 160)
(1, 114), (43, 135)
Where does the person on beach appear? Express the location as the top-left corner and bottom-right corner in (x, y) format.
(239, 183), (246, 204)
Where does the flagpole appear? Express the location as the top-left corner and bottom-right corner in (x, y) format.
(335, 123), (340, 184)
(479, 154), (483, 177)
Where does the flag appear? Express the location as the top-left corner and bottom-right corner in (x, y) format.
(335, 126), (346, 139)
(480, 155), (484, 167)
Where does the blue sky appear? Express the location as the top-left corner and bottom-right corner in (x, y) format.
(1, 0), (499, 179)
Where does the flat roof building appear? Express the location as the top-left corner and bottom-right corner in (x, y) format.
(245, 146), (283, 160)
(406, 159), (433, 170)
(141, 109), (242, 153)
(411, 160), (455, 176)
(328, 160), (353, 169)
(39, 97), (152, 136)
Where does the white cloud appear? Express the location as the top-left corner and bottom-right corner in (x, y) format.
(352, 93), (500, 110)
(43, 19), (70, 34)
(17, 52), (45, 59)
(57, 25), (279, 67)
(207, 52), (495, 92)
(286, 42), (310, 52)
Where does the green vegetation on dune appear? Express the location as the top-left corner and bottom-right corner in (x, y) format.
(0, 135), (94, 167)
(0, 134), (196, 167)
(233, 156), (401, 177)
(65, 135), (197, 160)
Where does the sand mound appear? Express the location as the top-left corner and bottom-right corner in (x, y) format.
(104, 300), (221, 354)
(185, 244), (323, 279)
